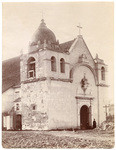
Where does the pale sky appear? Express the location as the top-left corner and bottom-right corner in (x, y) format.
(2, 2), (114, 103)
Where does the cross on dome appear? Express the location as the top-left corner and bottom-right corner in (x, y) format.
(40, 10), (45, 20)
(77, 23), (82, 35)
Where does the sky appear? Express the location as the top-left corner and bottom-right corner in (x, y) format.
(2, 2), (114, 103)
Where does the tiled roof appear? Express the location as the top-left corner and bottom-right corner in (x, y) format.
(29, 39), (75, 54)
(2, 56), (20, 93)
(59, 39), (75, 53)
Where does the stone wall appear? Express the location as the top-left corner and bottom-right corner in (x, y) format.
(19, 35), (109, 130)
(98, 86), (109, 124)
(21, 80), (48, 130)
(2, 88), (14, 113)
(20, 50), (46, 82)
(72, 65), (98, 125)
(44, 50), (70, 79)
(46, 64), (98, 129)
(47, 80), (76, 129)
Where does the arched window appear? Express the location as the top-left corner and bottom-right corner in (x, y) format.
(27, 57), (36, 78)
(101, 67), (105, 80)
(51, 56), (56, 72)
(60, 58), (65, 73)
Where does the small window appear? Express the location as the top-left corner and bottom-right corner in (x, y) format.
(31, 104), (36, 110)
(27, 57), (36, 78)
(32, 105), (36, 110)
(60, 58), (65, 73)
(70, 69), (73, 79)
(101, 67), (105, 80)
(28, 70), (34, 78)
(16, 103), (19, 111)
(51, 56), (56, 72)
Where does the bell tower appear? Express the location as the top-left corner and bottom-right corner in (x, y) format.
(94, 54), (109, 125)
(94, 54), (108, 86)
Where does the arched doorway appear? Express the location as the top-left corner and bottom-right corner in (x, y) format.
(80, 105), (89, 129)
(15, 114), (22, 130)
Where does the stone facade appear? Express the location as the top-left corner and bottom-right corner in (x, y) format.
(2, 19), (109, 130)
(20, 35), (108, 130)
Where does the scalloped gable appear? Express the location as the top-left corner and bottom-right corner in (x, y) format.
(69, 35), (95, 69)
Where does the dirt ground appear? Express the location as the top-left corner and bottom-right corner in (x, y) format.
(2, 129), (115, 148)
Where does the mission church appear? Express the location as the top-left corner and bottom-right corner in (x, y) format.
(2, 19), (108, 130)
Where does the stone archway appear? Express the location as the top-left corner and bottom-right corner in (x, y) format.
(80, 105), (89, 129)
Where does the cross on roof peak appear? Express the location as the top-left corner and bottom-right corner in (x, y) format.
(40, 10), (45, 20)
(77, 23), (82, 35)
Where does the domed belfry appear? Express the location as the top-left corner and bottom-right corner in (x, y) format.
(2, 19), (109, 131)
(29, 19), (60, 53)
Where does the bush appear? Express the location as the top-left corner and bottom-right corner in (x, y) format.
(106, 115), (114, 122)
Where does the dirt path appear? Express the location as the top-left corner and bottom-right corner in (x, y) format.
(48, 130), (114, 142)
(2, 130), (115, 148)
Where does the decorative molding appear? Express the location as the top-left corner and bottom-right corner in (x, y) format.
(75, 96), (94, 100)
(43, 58), (51, 61)
(29, 49), (39, 54)
(50, 77), (72, 82)
(70, 63), (98, 85)
(97, 83), (109, 87)
(13, 85), (21, 88)
(95, 62), (106, 65)
(21, 77), (108, 86)
(65, 62), (70, 65)
(21, 77), (72, 84)
(78, 54), (89, 64)
(80, 74), (89, 94)
(21, 77), (46, 84)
